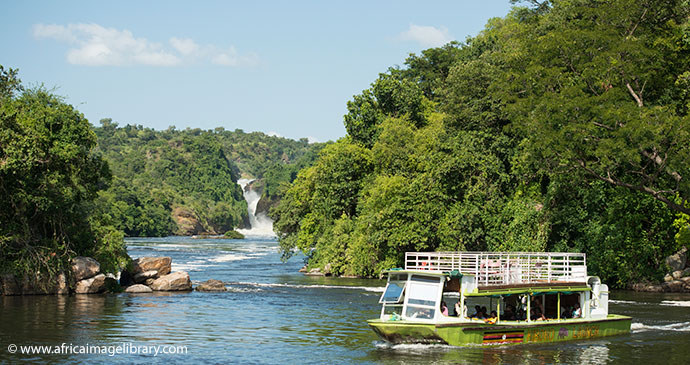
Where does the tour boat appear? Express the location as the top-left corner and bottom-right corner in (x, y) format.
(368, 251), (631, 346)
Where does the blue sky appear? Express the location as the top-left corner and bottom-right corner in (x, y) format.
(2, 1), (515, 142)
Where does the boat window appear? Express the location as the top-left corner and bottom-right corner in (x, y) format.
(405, 306), (435, 319)
(407, 275), (441, 307)
(379, 282), (405, 304)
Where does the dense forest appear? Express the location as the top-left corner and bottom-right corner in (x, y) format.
(0, 66), (323, 280)
(273, 0), (690, 287)
(93, 121), (322, 237)
(0, 66), (128, 277)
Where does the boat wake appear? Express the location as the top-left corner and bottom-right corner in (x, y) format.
(231, 281), (385, 293)
(374, 341), (456, 352)
(659, 300), (690, 307)
(609, 300), (646, 305)
(631, 321), (690, 333)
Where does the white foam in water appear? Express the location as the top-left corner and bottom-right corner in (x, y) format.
(232, 281), (385, 292)
(660, 300), (690, 307)
(609, 300), (646, 305)
(172, 261), (208, 272)
(210, 253), (250, 263)
(631, 321), (690, 333)
(374, 342), (455, 351)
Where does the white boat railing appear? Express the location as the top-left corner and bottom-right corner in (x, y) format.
(405, 251), (587, 286)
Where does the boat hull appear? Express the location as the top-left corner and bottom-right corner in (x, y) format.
(368, 314), (631, 346)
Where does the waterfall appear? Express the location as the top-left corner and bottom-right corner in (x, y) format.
(237, 178), (275, 237)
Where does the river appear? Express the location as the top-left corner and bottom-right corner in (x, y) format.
(1, 236), (689, 364)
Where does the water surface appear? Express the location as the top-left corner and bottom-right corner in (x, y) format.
(1, 236), (689, 364)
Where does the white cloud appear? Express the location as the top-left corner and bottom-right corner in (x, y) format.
(266, 131), (282, 138)
(33, 23), (257, 67)
(169, 37), (200, 55)
(399, 24), (453, 48)
(211, 47), (260, 67)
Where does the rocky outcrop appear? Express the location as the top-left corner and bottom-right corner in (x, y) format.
(125, 284), (153, 293)
(196, 279), (226, 292)
(1, 271), (69, 296)
(256, 194), (279, 218)
(1, 256), (120, 296)
(132, 257), (172, 277)
(666, 247), (687, 272)
(75, 274), (106, 294)
(632, 277), (690, 293)
(72, 256), (101, 281)
(120, 257), (171, 287)
(172, 206), (207, 236)
(634, 246), (690, 292)
(133, 270), (159, 284)
(150, 271), (192, 291)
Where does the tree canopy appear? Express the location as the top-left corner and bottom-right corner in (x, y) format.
(273, 0), (690, 286)
(0, 68), (127, 278)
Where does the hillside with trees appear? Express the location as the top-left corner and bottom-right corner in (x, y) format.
(273, 0), (690, 287)
(93, 121), (324, 237)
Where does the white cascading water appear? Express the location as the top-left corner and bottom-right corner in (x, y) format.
(237, 178), (275, 237)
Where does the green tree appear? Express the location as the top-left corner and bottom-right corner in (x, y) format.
(0, 70), (127, 278)
(503, 0), (690, 214)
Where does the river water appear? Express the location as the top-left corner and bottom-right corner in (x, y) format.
(1, 236), (689, 364)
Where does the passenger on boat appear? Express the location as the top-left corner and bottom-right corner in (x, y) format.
(470, 305), (481, 318)
(440, 301), (449, 316)
(479, 306), (488, 319)
(572, 303), (582, 318)
(516, 307), (526, 321)
(453, 302), (462, 317)
(485, 311), (498, 324)
(561, 306), (572, 319)
(502, 304), (516, 320)
(530, 308), (546, 321)
(532, 297), (544, 315)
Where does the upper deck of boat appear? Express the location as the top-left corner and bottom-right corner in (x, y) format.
(405, 251), (588, 287)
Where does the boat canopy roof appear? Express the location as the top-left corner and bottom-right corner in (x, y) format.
(382, 269), (458, 278)
(404, 251), (588, 287)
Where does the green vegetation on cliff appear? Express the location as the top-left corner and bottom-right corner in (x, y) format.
(93, 122), (323, 237)
(274, 0), (690, 287)
(0, 66), (128, 278)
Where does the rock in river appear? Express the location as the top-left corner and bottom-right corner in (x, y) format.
(75, 274), (106, 294)
(196, 279), (226, 292)
(125, 284), (153, 293)
(72, 256), (101, 281)
(150, 272), (192, 291)
(134, 270), (159, 284)
(132, 257), (172, 277)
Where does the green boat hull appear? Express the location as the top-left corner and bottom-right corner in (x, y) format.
(368, 314), (631, 346)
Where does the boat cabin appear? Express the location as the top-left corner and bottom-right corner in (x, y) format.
(378, 251), (610, 323)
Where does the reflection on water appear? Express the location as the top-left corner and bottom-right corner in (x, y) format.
(1, 237), (690, 364)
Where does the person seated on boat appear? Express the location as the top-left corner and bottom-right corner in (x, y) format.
(532, 297), (544, 315)
(516, 307), (526, 321)
(502, 304), (516, 320)
(440, 301), (449, 316)
(484, 311), (498, 324)
(479, 306), (488, 319)
(561, 305), (572, 319)
(572, 303), (582, 318)
(453, 302), (462, 317)
(530, 308), (546, 321)
(469, 305), (481, 318)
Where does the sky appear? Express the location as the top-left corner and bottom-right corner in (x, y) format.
(1, 1), (516, 143)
